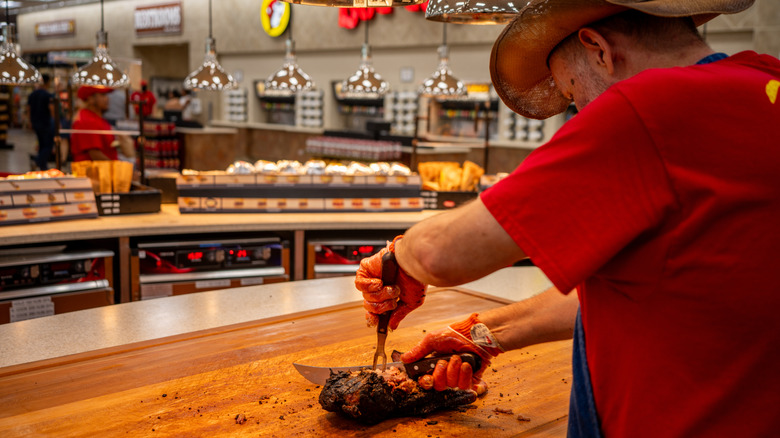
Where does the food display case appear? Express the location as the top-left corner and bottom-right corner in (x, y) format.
(0, 247), (114, 324)
(305, 238), (386, 279)
(131, 235), (290, 300)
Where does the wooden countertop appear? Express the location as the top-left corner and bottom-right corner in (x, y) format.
(0, 204), (440, 246)
(0, 284), (570, 437)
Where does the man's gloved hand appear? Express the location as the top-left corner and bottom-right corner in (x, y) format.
(355, 236), (427, 330)
(400, 313), (504, 395)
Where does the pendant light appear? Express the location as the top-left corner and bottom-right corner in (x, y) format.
(340, 20), (389, 99)
(280, 0), (424, 8)
(183, 0), (236, 91)
(425, 0), (521, 24)
(418, 23), (466, 97)
(71, 0), (128, 88)
(0, 2), (40, 85)
(263, 14), (315, 96)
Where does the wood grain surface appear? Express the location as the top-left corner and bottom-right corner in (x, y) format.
(0, 287), (572, 437)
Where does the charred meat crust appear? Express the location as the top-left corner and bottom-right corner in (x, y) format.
(319, 369), (477, 424)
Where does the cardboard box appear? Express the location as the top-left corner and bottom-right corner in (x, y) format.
(0, 177), (98, 225)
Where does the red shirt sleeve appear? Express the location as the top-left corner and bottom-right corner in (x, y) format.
(480, 90), (677, 293)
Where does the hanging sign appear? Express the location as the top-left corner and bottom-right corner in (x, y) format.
(134, 2), (183, 36)
(35, 19), (76, 39)
(261, 0), (291, 38)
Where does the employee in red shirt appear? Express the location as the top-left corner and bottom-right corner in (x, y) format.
(70, 86), (118, 162)
(130, 80), (157, 118)
(355, 1), (779, 437)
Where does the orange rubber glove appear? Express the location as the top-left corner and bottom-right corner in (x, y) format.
(355, 236), (427, 330)
(399, 313), (504, 395)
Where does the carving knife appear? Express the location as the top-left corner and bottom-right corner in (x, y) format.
(293, 353), (481, 386)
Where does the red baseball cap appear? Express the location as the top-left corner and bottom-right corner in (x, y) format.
(77, 86), (113, 101)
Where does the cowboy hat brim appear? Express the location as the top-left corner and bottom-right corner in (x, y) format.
(489, 0), (755, 119)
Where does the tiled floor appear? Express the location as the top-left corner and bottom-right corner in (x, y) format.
(0, 128), (71, 175)
(0, 129), (38, 174)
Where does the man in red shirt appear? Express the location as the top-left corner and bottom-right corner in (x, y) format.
(70, 86), (118, 162)
(130, 80), (156, 118)
(355, 0), (778, 437)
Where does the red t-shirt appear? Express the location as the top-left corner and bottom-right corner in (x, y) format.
(130, 90), (156, 117)
(70, 108), (118, 162)
(482, 51), (780, 437)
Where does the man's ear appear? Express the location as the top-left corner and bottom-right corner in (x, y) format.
(577, 28), (615, 75)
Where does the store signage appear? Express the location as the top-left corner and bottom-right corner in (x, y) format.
(261, 0), (291, 38)
(46, 50), (94, 65)
(35, 19), (76, 39)
(134, 2), (182, 36)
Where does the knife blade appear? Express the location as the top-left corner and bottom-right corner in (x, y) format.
(294, 353), (481, 386)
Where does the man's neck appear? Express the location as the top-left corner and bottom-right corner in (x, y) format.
(84, 105), (103, 117)
(621, 44), (716, 79)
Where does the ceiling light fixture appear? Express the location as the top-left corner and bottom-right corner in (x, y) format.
(0, 1), (40, 85)
(340, 20), (389, 99)
(71, 0), (128, 88)
(425, 0), (523, 24)
(183, 0), (236, 91)
(418, 23), (466, 97)
(280, 0), (424, 8)
(263, 10), (315, 96)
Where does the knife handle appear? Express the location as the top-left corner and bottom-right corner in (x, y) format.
(376, 250), (397, 336)
(405, 353), (482, 381)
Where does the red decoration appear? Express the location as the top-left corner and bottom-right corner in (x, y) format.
(337, 3), (425, 29)
(405, 1), (428, 12)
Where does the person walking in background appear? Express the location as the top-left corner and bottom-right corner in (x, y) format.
(163, 90), (183, 111)
(27, 73), (55, 170)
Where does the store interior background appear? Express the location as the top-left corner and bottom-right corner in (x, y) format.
(4, 0), (779, 175)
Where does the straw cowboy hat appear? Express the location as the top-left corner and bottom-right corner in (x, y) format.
(489, 0), (755, 119)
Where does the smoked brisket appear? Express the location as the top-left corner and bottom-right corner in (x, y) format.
(319, 367), (477, 424)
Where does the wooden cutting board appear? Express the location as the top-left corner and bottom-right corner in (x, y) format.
(0, 287), (572, 437)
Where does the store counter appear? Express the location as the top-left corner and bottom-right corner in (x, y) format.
(0, 268), (568, 437)
(0, 204), (438, 247)
(0, 266), (552, 368)
(0, 205), (440, 302)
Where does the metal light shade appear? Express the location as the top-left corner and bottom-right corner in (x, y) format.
(280, 0), (424, 7)
(184, 37), (236, 91)
(263, 39), (315, 96)
(72, 30), (128, 88)
(425, 0), (522, 24)
(419, 44), (466, 97)
(341, 43), (389, 99)
(0, 24), (40, 85)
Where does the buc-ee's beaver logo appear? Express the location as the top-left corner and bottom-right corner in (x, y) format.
(261, 0), (290, 38)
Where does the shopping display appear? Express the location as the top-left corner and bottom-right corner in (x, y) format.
(177, 159), (421, 213)
(0, 171), (97, 225)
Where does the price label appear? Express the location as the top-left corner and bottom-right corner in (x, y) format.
(10, 296), (55, 322)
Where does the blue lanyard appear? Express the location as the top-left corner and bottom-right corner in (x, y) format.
(697, 52), (728, 65)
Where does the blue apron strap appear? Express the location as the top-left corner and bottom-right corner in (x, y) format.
(567, 307), (603, 437)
